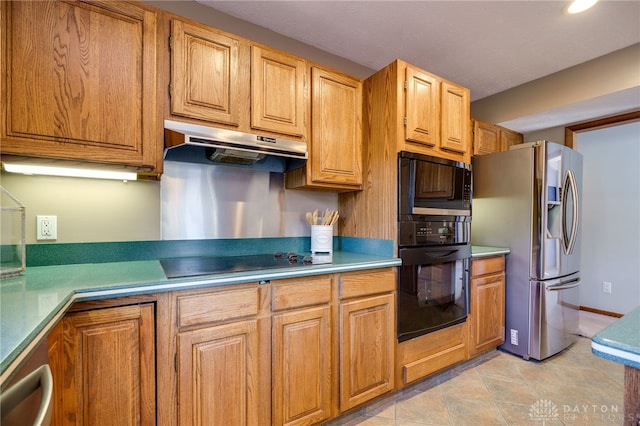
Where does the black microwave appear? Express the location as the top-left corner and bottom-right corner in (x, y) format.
(398, 151), (471, 219)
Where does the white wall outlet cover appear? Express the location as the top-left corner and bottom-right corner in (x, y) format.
(36, 215), (57, 240)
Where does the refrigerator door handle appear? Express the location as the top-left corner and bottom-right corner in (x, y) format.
(548, 278), (581, 291)
(561, 169), (580, 255)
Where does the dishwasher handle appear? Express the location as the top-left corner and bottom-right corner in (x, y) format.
(1, 364), (53, 426)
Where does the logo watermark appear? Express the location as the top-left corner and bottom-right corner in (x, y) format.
(529, 399), (559, 423)
(529, 399), (625, 424)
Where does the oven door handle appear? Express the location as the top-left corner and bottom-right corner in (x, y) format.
(423, 250), (459, 261)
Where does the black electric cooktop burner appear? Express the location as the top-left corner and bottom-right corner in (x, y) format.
(160, 252), (313, 279)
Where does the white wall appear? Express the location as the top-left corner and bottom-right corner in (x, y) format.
(576, 121), (640, 315)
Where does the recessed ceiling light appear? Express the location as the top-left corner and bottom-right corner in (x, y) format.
(567, 0), (598, 14)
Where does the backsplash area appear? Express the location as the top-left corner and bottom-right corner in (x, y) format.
(161, 161), (337, 239)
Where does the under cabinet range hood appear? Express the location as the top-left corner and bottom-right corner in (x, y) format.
(164, 120), (307, 172)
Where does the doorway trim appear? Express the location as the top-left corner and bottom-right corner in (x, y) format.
(564, 110), (640, 148)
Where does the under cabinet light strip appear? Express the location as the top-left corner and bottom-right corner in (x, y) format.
(2, 163), (137, 181)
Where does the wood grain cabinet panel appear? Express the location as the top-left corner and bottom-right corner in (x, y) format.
(170, 19), (240, 126)
(272, 306), (332, 426)
(339, 293), (395, 411)
(440, 81), (470, 154)
(47, 303), (156, 425)
(500, 126), (524, 151)
(1, 0), (160, 171)
(472, 119), (523, 156)
(402, 63), (470, 160)
(285, 66), (362, 191)
(251, 46), (306, 138)
(468, 255), (506, 356)
(404, 66), (439, 148)
(177, 320), (259, 426)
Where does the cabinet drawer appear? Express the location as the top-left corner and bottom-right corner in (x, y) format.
(271, 276), (332, 311)
(471, 256), (505, 277)
(177, 286), (258, 329)
(339, 269), (396, 299)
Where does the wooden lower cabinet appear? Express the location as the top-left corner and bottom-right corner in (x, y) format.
(395, 322), (468, 388)
(272, 306), (332, 425)
(339, 293), (395, 411)
(338, 270), (396, 411)
(171, 284), (260, 426)
(176, 320), (259, 426)
(468, 255), (506, 356)
(48, 302), (156, 426)
(271, 276), (333, 425)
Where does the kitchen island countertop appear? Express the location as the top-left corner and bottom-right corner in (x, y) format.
(1, 251), (400, 385)
(591, 306), (640, 369)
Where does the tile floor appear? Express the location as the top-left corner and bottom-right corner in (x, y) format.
(333, 312), (624, 426)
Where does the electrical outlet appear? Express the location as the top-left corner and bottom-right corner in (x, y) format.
(602, 281), (612, 294)
(37, 215), (57, 240)
(510, 329), (518, 345)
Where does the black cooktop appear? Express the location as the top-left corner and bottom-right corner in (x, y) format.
(160, 252), (312, 279)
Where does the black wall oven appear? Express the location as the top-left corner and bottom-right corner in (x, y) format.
(397, 151), (472, 342)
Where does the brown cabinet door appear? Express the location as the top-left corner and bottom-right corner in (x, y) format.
(500, 127), (524, 151)
(309, 67), (363, 187)
(177, 320), (259, 426)
(440, 81), (470, 154)
(48, 304), (156, 425)
(404, 65), (439, 147)
(339, 293), (395, 411)
(251, 46), (306, 138)
(469, 256), (506, 356)
(272, 306), (332, 426)
(473, 120), (501, 155)
(1, 1), (159, 170)
(170, 19), (240, 126)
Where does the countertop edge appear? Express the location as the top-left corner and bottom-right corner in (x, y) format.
(471, 246), (510, 258)
(1, 256), (400, 386)
(591, 341), (640, 369)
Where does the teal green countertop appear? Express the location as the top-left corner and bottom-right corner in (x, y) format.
(591, 306), (640, 369)
(471, 246), (510, 258)
(0, 250), (400, 385)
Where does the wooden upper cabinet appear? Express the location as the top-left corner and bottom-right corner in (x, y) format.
(400, 62), (470, 162)
(251, 45), (307, 138)
(286, 66), (362, 191)
(1, 0), (160, 171)
(473, 120), (501, 155)
(501, 126), (524, 150)
(472, 119), (523, 155)
(440, 81), (470, 154)
(170, 19), (240, 126)
(405, 66), (439, 147)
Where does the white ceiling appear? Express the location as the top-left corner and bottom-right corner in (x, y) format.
(196, 0), (640, 133)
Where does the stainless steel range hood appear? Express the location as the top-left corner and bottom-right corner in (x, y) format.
(164, 119), (307, 172)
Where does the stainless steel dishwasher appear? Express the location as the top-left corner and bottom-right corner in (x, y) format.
(1, 364), (53, 426)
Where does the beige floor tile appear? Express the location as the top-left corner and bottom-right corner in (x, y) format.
(395, 388), (450, 425)
(481, 374), (541, 406)
(446, 398), (507, 425)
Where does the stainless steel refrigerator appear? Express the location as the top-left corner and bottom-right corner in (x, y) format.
(472, 141), (582, 360)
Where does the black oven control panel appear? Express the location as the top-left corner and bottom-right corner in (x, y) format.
(399, 221), (470, 246)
